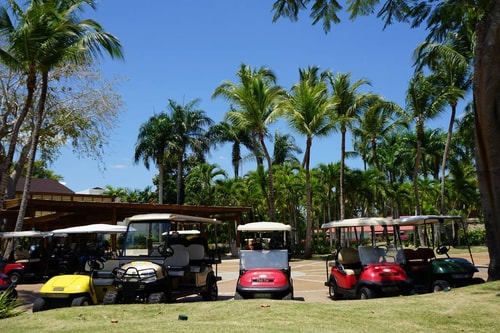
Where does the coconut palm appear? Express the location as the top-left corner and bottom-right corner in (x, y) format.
(326, 72), (373, 220)
(352, 97), (407, 171)
(167, 98), (214, 204)
(404, 72), (447, 215)
(212, 63), (286, 220)
(134, 113), (173, 204)
(272, 129), (302, 166)
(0, 0), (123, 229)
(280, 65), (335, 258)
(414, 39), (472, 214)
(185, 163), (227, 206)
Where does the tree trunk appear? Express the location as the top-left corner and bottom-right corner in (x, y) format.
(14, 72), (49, 231)
(440, 103), (457, 214)
(340, 128), (346, 220)
(474, 1), (500, 281)
(304, 137), (313, 259)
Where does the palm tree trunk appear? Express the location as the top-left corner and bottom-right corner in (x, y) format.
(14, 72), (48, 231)
(340, 128), (346, 220)
(440, 103), (456, 214)
(304, 138), (313, 259)
(176, 159), (184, 204)
(260, 136), (275, 221)
(474, 2), (500, 281)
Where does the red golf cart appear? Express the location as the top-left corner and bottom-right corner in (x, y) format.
(235, 222), (294, 300)
(322, 217), (414, 300)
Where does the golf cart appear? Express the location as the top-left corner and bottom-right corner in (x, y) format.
(32, 256), (110, 312)
(102, 213), (222, 304)
(397, 215), (484, 293)
(0, 230), (53, 284)
(322, 217), (414, 300)
(32, 223), (126, 312)
(235, 222), (293, 300)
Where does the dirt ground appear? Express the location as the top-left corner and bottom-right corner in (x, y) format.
(14, 252), (490, 311)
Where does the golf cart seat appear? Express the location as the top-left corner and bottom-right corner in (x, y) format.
(187, 243), (205, 272)
(164, 244), (190, 276)
(338, 248), (361, 276)
(404, 248), (435, 272)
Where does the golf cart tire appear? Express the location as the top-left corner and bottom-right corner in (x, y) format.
(282, 292), (293, 300)
(147, 292), (166, 304)
(359, 287), (376, 300)
(234, 292), (243, 300)
(32, 297), (47, 312)
(432, 280), (451, 292)
(328, 279), (343, 300)
(472, 277), (485, 285)
(201, 276), (218, 301)
(102, 290), (118, 305)
(71, 296), (90, 307)
(8, 271), (22, 284)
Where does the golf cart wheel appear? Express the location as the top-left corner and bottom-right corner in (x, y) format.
(359, 287), (376, 300)
(201, 277), (218, 301)
(102, 290), (118, 305)
(472, 277), (485, 285)
(8, 271), (22, 284)
(32, 297), (47, 312)
(328, 279), (342, 300)
(147, 292), (166, 304)
(432, 280), (451, 292)
(282, 292), (293, 300)
(234, 292), (244, 300)
(71, 296), (91, 307)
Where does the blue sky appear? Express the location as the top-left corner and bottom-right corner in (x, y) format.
(52, 1), (439, 192)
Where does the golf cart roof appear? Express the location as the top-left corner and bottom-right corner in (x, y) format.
(321, 217), (396, 229)
(237, 222), (292, 232)
(0, 230), (53, 238)
(397, 215), (463, 226)
(124, 213), (221, 225)
(52, 223), (127, 235)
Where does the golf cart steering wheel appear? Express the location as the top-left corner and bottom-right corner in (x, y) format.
(436, 245), (450, 255)
(165, 246), (174, 257)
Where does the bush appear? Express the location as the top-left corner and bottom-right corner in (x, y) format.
(0, 287), (21, 319)
(461, 230), (486, 246)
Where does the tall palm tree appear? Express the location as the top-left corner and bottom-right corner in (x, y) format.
(414, 39), (472, 214)
(280, 65), (336, 258)
(0, 0), (123, 229)
(326, 72), (372, 220)
(167, 98), (214, 204)
(212, 63), (286, 220)
(134, 113), (173, 204)
(404, 72), (447, 215)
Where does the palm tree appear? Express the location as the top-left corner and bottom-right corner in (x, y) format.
(208, 120), (256, 178)
(185, 163), (227, 206)
(212, 63), (286, 220)
(352, 97), (407, 171)
(280, 65), (335, 258)
(272, 129), (302, 166)
(134, 113), (173, 204)
(326, 72), (373, 220)
(404, 72), (447, 215)
(414, 39), (472, 214)
(0, 0), (123, 229)
(167, 98), (214, 204)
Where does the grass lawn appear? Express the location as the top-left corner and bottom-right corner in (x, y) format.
(2, 280), (499, 333)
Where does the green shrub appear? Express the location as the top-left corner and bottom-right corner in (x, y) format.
(0, 288), (21, 319)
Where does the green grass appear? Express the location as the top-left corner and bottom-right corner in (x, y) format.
(2, 281), (500, 333)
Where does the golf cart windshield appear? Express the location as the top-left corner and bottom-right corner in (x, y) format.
(239, 250), (289, 270)
(358, 245), (405, 265)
